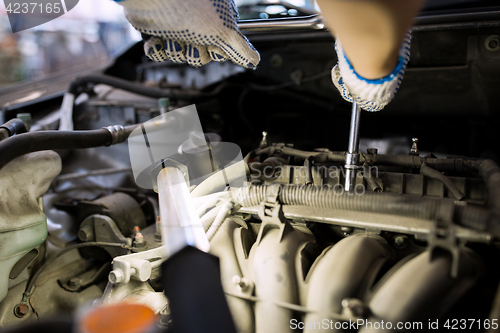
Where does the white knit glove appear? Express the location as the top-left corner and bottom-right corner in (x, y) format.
(332, 32), (411, 112)
(115, 0), (260, 68)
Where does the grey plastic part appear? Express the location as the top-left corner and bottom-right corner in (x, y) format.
(109, 246), (165, 285)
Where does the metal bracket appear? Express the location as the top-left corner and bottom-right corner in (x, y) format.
(428, 220), (461, 278)
(108, 246), (166, 285)
(255, 185), (293, 245)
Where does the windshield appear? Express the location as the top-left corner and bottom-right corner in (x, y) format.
(235, 0), (318, 20)
(0, 0), (140, 88)
(0, 0), (498, 88)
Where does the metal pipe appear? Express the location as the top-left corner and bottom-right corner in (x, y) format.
(347, 102), (361, 154)
(345, 101), (361, 192)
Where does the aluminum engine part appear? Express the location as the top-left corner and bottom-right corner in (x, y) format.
(303, 235), (391, 333)
(360, 249), (483, 333)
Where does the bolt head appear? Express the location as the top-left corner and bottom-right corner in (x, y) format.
(341, 298), (365, 317)
(340, 226), (353, 235)
(134, 232), (145, 244)
(109, 269), (124, 284)
(232, 275), (241, 285)
(78, 225), (94, 242)
(14, 304), (30, 317)
(393, 235), (408, 249)
(68, 277), (82, 288)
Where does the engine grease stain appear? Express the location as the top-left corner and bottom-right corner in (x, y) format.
(275, 273), (283, 282)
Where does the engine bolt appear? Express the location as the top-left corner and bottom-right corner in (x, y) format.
(134, 232), (147, 248)
(341, 298), (365, 318)
(154, 216), (162, 242)
(340, 226), (353, 236)
(394, 235), (408, 249)
(14, 303), (30, 318)
(410, 138), (419, 156)
(78, 225), (94, 242)
(68, 277), (82, 288)
(485, 35), (500, 51)
(232, 275), (250, 291)
(259, 131), (268, 148)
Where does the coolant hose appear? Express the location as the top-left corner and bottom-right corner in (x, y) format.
(237, 185), (499, 236)
(238, 185), (456, 222)
(0, 125), (137, 171)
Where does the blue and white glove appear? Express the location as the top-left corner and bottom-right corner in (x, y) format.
(332, 32), (411, 112)
(115, 0), (260, 68)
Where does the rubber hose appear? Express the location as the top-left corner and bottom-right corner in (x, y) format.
(420, 163), (465, 200)
(248, 157), (287, 180)
(238, 185), (456, 222)
(0, 126), (136, 171)
(201, 205), (223, 232)
(68, 74), (209, 101)
(363, 154), (481, 173)
(238, 185), (499, 236)
(206, 202), (232, 241)
(0, 118), (27, 137)
(455, 205), (496, 233)
(479, 160), (500, 212)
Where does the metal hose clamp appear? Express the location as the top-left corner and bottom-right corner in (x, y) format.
(104, 125), (126, 146)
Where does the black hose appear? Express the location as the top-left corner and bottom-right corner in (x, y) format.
(420, 163), (465, 200)
(362, 154), (481, 173)
(67, 74), (217, 101)
(0, 118), (27, 138)
(251, 146), (345, 163)
(250, 146), (481, 174)
(248, 157), (286, 180)
(0, 125), (137, 171)
(363, 163), (382, 192)
(479, 159), (500, 212)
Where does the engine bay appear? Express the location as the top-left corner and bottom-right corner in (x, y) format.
(0, 7), (500, 333)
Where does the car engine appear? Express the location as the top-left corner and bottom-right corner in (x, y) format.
(0, 4), (499, 333)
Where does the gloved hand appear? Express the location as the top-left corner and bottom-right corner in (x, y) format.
(331, 32), (411, 112)
(115, 0), (260, 69)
